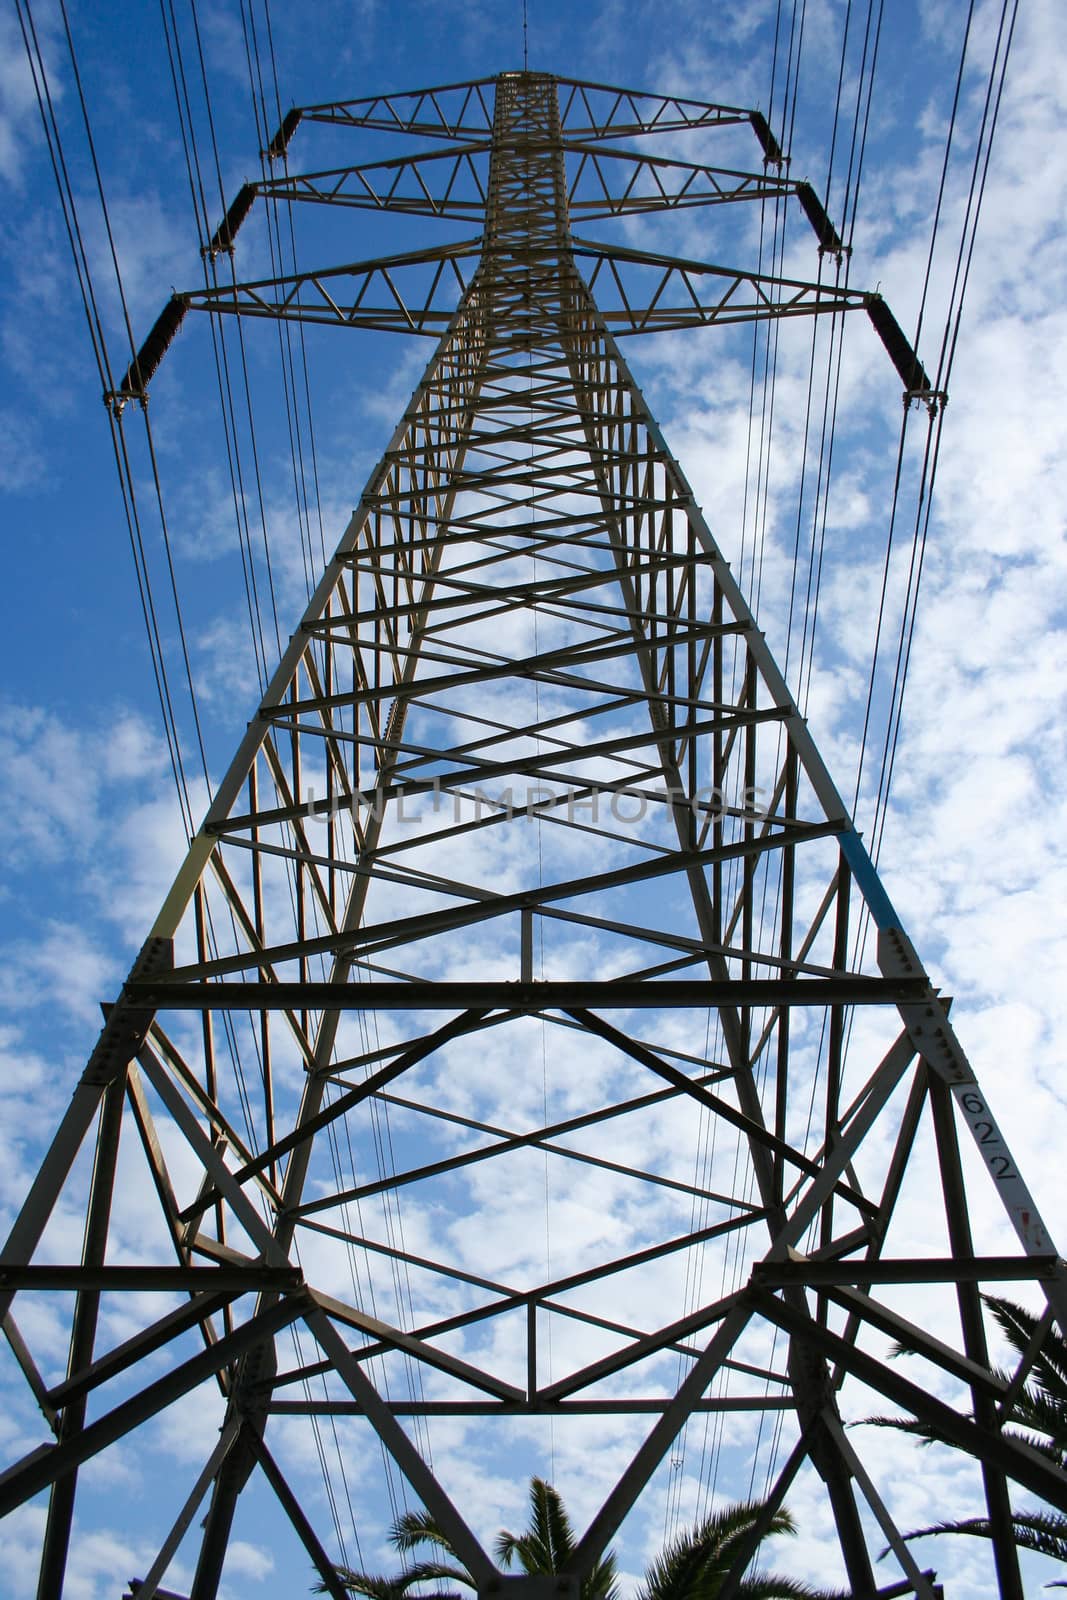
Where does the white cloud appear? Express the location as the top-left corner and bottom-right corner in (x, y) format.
(225, 1538), (276, 1582)
(0, 9), (60, 188)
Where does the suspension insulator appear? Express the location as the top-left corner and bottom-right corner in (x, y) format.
(267, 107), (302, 160)
(866, 295), (932, 394)
(750, 110), (783, 165)
(119, 295), (188, 400)
(796, 181), (844, 255)
(208, 183), (257, 256)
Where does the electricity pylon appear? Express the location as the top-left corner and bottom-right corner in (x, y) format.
(3, 71), (1064, 1600)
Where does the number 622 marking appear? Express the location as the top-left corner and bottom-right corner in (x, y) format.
(957, 1093), (1015, 1180)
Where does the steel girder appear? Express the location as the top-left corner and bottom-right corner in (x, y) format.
(5, 69), (1064, 1600)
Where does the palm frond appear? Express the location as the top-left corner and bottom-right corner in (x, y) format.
(859, 1415), (938, 1447)
(391, 1510), (464, 1560)
(714, 1503), (796, 1571)
(635, 1502), (802, 1600)
(320, 1506), (476, 1598)
(496, 1481), (563, 1575)
(539, 1478), (578, 1571)
(317, 1570), (413, 1599)
(515, 1478), (577, 1573)
(637, 1527), (718, 1600)
(1003, 1392), (1067, 1459)
(398, 1561), (477, 1591)
(495, 1532), (540, 1573)
(862, 1401), (1066, 1468)
(578, 1549), (620, 1600)
(734, 1577), (849, 1600)
(894, 1509), (1067, 1566)
(985, 1296), (1067, 1404)
(998, 1424), (1067, 1470)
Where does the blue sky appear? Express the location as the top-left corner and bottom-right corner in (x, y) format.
(1, 2), (1066, 1596)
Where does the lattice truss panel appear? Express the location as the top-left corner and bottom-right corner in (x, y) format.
(3, 70), (1064, 1600)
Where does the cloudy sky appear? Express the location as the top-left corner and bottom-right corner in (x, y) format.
(0, 1), (1065, 1597)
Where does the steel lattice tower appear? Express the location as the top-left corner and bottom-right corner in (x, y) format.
(3, 71), (1065, 1600)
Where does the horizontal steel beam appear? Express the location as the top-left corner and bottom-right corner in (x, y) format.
(125, 977), (927, 1011)
(0, 1265), (303, 1292)
(265, 1396), (797, 1416)
(751, 1255), (1061, 1288)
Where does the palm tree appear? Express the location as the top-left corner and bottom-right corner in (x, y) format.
(320, 1477), (845, 1600)
(865, 1294), (1067, 1585)
(495, 1476), (619, 1600)
(320, 1480), (614, 1600)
